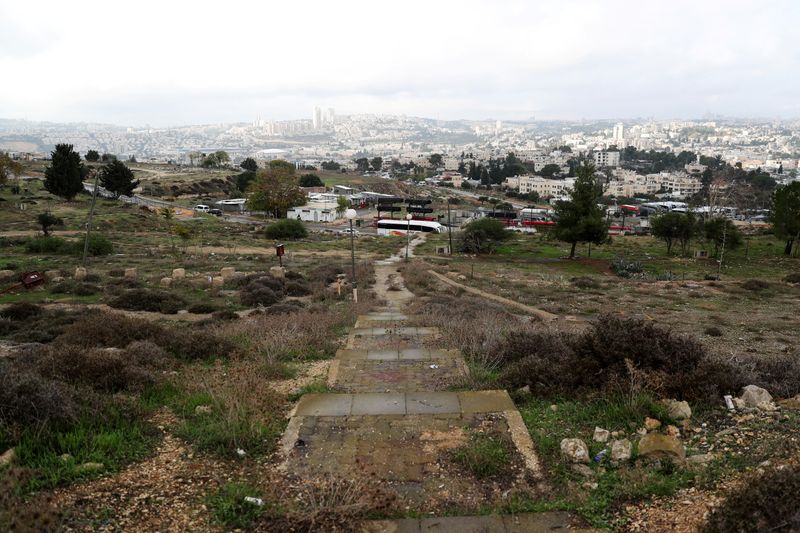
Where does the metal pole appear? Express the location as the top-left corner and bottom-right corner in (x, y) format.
(349, 218), (357, 303)
(447, 198), (453, 255)
(406, 218), (410, 260)
(82, 170), (100, 266)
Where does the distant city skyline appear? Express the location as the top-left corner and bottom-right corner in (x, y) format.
(2, 0), (799, 127)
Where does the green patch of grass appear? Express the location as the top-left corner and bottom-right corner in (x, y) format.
(287, 381), (331, 402)
(13, 411), (157, 491)
(449, 431), (511, 479)
(206, 482), (267, 530)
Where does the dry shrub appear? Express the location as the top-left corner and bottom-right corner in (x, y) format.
(701, 464), (800, 533)
(0, 468), (62, 532)
(263, 301), (306, 315)
(399, 260), (433, 293)
(264, 475), (397, 533)
(50, 280), (100, 296)
(309, 264), (344, 285)
(0, 302), (41, 321)
(108, 288), (186, 314)
(222, 305), (357, 363)
(499, 315), (745, 402)
(727, 352), (800, 399)
(212, 310), (240, 321)
(704, 326), (723, 337)
(56, 311), (163, 348)
(741, 279), (770, 291)
(32, 344), (156, 393)
(188, 302), (218, 314)
(240, 286), (281, 307)
(0, 363), (80, 430)
(285, 280), (311, 296)
(571, 276), (601, 290)
(784, 272), (800, 284)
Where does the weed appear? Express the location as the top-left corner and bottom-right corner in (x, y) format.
(206, 483), (266, 530)
(449, 431), (512, 479)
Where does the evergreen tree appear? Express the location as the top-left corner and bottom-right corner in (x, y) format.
(85, 149), (100, 162)
(99, 159), (139, 198)
(770, 182), (800, 255)
(553, 163), (608, 258)
(240, 157), (258, 172)
(44, 144), (85, 200)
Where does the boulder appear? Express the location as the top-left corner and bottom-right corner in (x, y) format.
(740, 385), (775, 410)
(124, 267), (137, 280)
(644, 417), (662, 431)
(172, 268), (186, 280)
(0, 448), (16, 467)
(560, 438), (590, 464)
(661, 399), (692, 420)
(74, 267), (87, 281)
(593, 427), (610, 443)
(44, 269), (61, 280)
(160, 277), (172, 288)
(220, 267), (236, 279)
(51, 276), (65, 284)
(638, 433), (685, 461)
(0, 270), (15, 283)
(211, 276), (224, 289)
(269, 266), (285, 279)
(610, 439), (632, 462)
(571, 464), (594, 478)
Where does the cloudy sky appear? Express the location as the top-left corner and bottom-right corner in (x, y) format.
(1, 0), (798, 126)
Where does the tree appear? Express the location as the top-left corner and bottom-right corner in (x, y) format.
(85, 150), (100, 162)
(44, 144), (85, 200)
(553, 163), (608, 258)
(201, 153), (218, 168)
(428, 154), (443, 168)
(337, 195), (349, 214)
(457, 161), (467, 175)
(240, 157), (258, 172)
(247, 160), (306, 217)
(299, 173), (324, 187)
(539, 164), (561, 177)
(770, 182), (800, 255)
(354, 158), (370, 172)
(37, 212), (63, 236)
(101, 153), (117, 162)
(235, 171), (257, 193)
(651, 212), (696, 254)
(702, 218), (742, 257)
(214, 150), (230, 167)
(99, 159), (139, 198)
(371, 157), (383, 172)
(460, 217), (511, 254)
(187, 151), (201, 167)
(321, 160), (340, 171)
(0, 152), (23, 185)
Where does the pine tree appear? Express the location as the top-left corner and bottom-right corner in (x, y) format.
(99, 159), (139, 198)
(553, 163), (608, 258)
(44, 144), (85, 200)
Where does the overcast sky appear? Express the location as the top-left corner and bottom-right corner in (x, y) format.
(1, 0), (798, 126)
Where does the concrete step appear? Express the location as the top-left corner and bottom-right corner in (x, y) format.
(362, 512), (593, 532)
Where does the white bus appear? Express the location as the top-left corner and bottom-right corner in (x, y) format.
(375, 219), (444, 235)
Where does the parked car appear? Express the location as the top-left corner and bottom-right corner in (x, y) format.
(194, 204), (210, 213)
(208, 208), (223, 217)
(338, 228), (360, 236)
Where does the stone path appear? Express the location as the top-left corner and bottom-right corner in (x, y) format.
(279, 252), (587, 531)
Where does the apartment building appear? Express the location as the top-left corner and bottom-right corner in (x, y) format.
(516, 176), (576, 198)
(593, 150), (621, 168)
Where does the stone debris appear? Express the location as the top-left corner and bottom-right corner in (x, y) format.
(160, 277), (172, 288)
(644, 417), (662, 431)
(74, 266), (87, 280)
(661, 399), (692, 420)
(171, 268), (185, 280)
(740, 385), (776, 411)
(124, 267), (138, 280)
(610, 439), (632, 462)
(560, 438), (590, 464)
(593, 427), (610, 443)
(0, 448), (16, 466)
(638, 433), (685, 461)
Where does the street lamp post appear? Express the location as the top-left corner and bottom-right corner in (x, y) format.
(446, 198), (453, 255)
(345, 208), (358, 303)
(405, 213), (413, 261)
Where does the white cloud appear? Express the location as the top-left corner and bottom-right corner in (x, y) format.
(1, 0), (798, 125)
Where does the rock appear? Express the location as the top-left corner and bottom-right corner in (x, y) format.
(665, 425), (680, 437)
(51, 276), (65, 284)
(581, 481), (599, 491)
(220, 267), (236, 279)
(124, 267), (137, 280)
(160, 277), (172, 288)
(0, 270), (15, 283)
(778, 394), (800, 410)
(610, 439), (632, 462)
(211, 276), (224, 288)
(560, 438), (590, 464)
(44, 269), (61, 280)
(0, 448), (16, 466)
(661, 399), (692, 420)
(644, 417), (662, 431)
(687, 453), (715, 467)
(172, 268), (186, 280)
(457, 274), (467, 281)
(75, 462), (104, 473)
(733, 397), (745, 409)
(638, 433), (685, 461)
(549, 404), (558, 412)
(571, 464), (594, 478)
(269, 266), (285, 279)
(516, 385), (531, 396)
(195, 405), (213, 415)
(740, 385), (775, 411)
(59, 453), (73, 463)
(74, 267), (87, 281)
(593, 427), (610, 443)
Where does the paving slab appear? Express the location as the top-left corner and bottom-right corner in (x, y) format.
(458, 390), (516, 414)
(352, 392), (406, 415)
(294, 393), (353, 416)
(503, 511), (575, 532)
(362, 512), (583, 533)
(420, 515), (506, 532)
(406, 392), (461, 414)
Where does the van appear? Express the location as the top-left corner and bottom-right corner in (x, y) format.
(194, 204), (210, 213)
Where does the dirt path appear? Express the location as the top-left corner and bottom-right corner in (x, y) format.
(427, 269), (559, 321)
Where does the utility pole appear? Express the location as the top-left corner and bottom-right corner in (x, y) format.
(82, 170), (100, 266)
(447, 198), (453, 255)
(716, 219), (727, 280)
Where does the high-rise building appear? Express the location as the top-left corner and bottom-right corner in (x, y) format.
(613, 122), (624, 143)
(312, 106), (323, 130)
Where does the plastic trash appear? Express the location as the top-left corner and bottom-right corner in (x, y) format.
(593, 449), (608, 463)
(244, 496), (264, 506)
(429, 364), (439, 369)
(723, 395), (735, 410)
(236, 448), (247, 457)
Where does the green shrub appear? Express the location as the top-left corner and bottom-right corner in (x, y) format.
(610, 258), (644, 278)
(206, 483), (266, 530)
(701, 464), (800, 533)
(449, 432), (512, 479)
(26, 236), (71, 254)
(51, 280), (100, 296)
(265, 219), (308, 240)
(79, 234), (114, 256)
(459, 217), (511, 254)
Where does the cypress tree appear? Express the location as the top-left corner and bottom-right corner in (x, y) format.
(44, 144), (85, 200)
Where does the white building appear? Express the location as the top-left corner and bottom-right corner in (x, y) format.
(517, 176), (576, 198)
(593, 151), (621, 168)
(613, 123), (624, 143)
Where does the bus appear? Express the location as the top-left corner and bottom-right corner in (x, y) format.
(375, 219), (444, 235)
